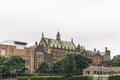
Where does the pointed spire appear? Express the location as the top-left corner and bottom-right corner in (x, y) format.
(42, 32), (44, 38)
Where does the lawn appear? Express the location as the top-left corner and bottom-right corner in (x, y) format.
(93, 77), (108, 80)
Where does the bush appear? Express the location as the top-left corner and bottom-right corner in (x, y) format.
(17, 76), (93, 80)
(108, 75), (120, 80)
(17, 77), (28, 80)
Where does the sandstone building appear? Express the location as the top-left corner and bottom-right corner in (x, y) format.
(32, 32), (111, 72)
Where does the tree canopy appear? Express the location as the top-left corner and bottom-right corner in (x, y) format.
(52, 53), (91, 76)
(39, 62), (49, 73)
(111, 55), (120, 66)
(0, 55), (26, 74)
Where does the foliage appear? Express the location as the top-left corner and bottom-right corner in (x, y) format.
(63, 54), (76, 77)
(39, 62), (49, 73)
(0, 55), (26, 74)
(108, 76), (120, 80)
(52, 53), (91, 76)
(52, 60), (64, 74)
(74, 54), (91, 75)
(17, 76), (93, 80)
(111, 55), (120, 66)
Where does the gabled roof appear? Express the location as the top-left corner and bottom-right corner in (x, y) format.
(43, 38), (76, 50)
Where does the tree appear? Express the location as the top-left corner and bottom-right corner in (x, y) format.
(39, 62), (49, 73)
(111, 55), (120, 66)
(74, 54), (91, 75)
(52, 53), (91, 76)
(0, 55), (26, 75)
(53, 60), (64, 74)
(8, 55), (26, 74)
(63, 54), (76, 77)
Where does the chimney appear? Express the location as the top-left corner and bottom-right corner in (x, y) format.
(94, 48), (96, 52)
(105, 47), (107, 51)
(35, 41), (38, 45)
(71, 38), (73, 43)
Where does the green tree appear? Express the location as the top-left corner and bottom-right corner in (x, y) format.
(74, 54), (91, 75)
(8, 55), (26, 73)
(53, 60), (64, 74)
(111, 55), (120, 66)
(52, 53), (91, 76)
(63, 54), (76, 77)
(39, 62), (49, 73)
(0, 55), (26, 74)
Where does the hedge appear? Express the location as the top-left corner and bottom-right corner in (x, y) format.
(108, 75), (120, 80)
(18, 76), (93, 80)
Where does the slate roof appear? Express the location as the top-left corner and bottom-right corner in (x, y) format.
(82, 50), (106, 56)
(44, 38), (76, 50)
(83, 66), (120, 72)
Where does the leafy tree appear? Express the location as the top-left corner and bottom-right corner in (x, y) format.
(111, 55), (120, 66)
(63, 54), (76, 77)
(0, 55), (26, 74)
(8, 55), (26, 73)
(52, 53), (91, 76)
(74, 54), (91, 75)
(53, 60), (64, 74)
(39, 62), (49, 73)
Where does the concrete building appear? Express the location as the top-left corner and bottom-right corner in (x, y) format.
(83, 66), (120, 76)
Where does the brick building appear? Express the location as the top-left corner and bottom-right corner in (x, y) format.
(0, 40), (34, 73)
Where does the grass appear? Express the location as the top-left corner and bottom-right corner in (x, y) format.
(93, 77), (108, 80)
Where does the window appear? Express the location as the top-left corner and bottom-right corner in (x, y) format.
(11, 48), (14, 53)
(26, 50), (29, 55)
(1, 48), (6, 56)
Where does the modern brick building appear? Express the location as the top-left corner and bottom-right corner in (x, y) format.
(0, 40), (34, 73)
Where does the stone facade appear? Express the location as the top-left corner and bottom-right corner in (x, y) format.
(32, 32), (76, 71)
(0, 40), (34, 73)
(32, 32), (111, 72)
(77, 45), (111, 66)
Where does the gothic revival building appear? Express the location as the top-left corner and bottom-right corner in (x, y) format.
(32, 32), (76, 71)
(32, 31), (111, 72)
(77, 45), (111, 66)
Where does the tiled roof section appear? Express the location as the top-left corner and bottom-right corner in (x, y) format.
(83, 50), (106, 56)
(30, 45), (38, 50)
(83, 66), (120, 72)
(85, 50), (96, 56)
(44, 38), (76, 50)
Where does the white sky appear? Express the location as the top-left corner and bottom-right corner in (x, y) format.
(0, 0), (120, 58)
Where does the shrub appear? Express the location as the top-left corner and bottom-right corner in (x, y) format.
(108, 75), (120, 80)
(17, 76), (92, 80)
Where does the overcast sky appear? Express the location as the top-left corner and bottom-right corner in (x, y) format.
(0, 0), (120, 58)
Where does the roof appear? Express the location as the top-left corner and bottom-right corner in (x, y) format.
(83, 66), (120, 72)
(0, 40), (28, 49)
(44, 38), (76, 50)
(82, 50), (106, 56)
